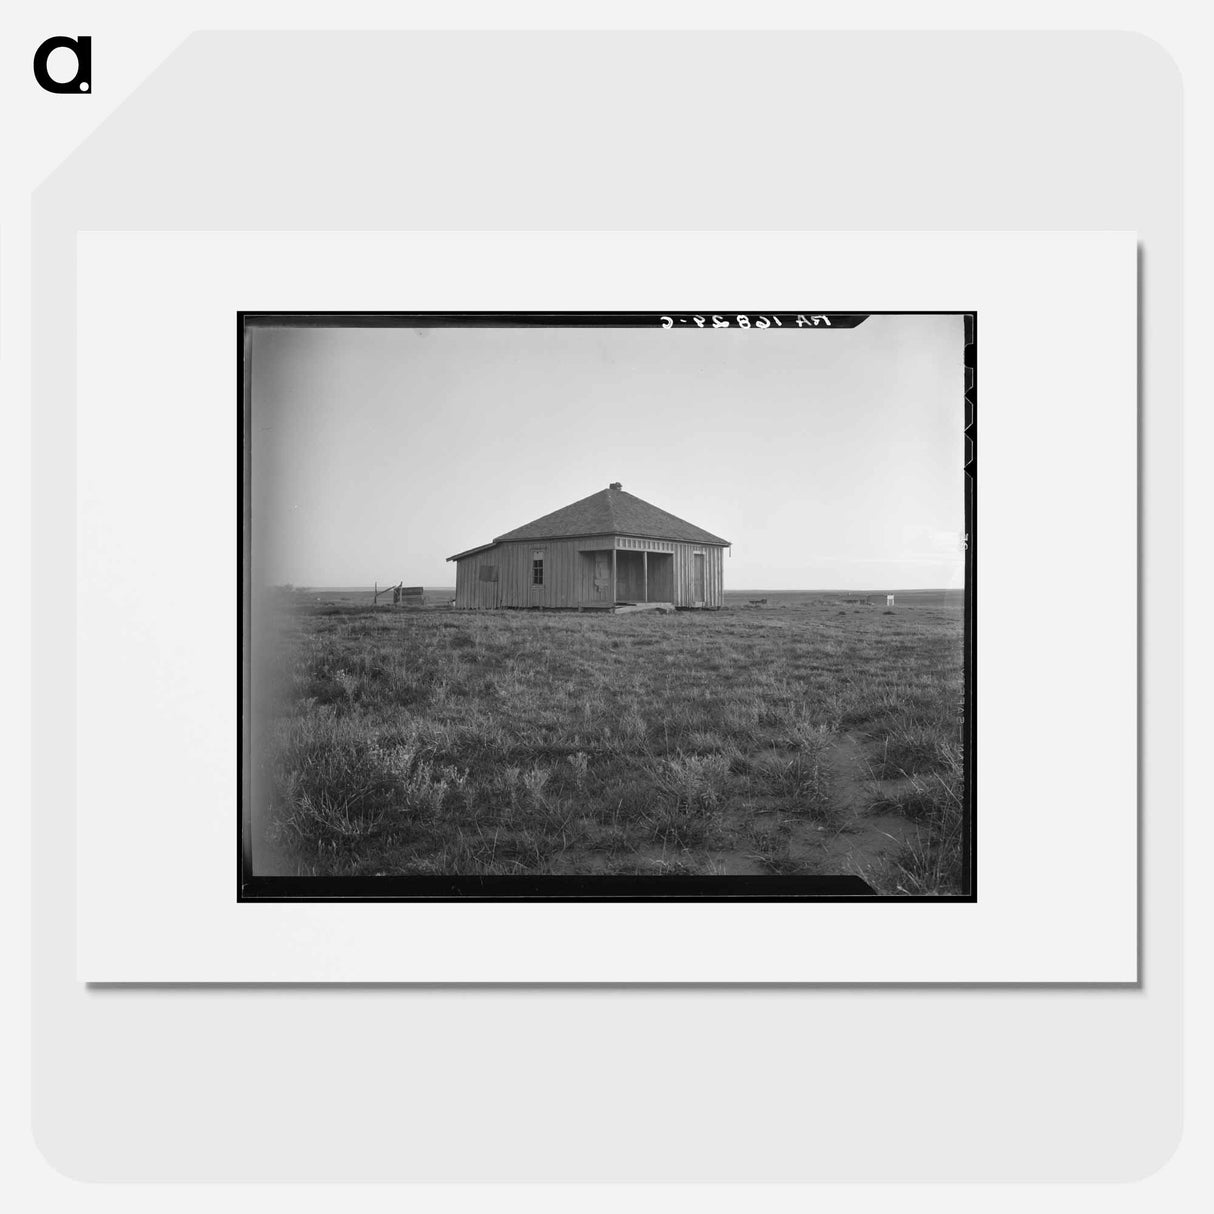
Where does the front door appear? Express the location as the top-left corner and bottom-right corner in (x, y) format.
(692, 552), (705, 605)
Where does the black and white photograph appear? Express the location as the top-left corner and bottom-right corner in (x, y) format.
(241, 311), (974, 899)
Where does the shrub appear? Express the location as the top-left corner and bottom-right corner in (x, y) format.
(872, 721), (960, 779)
(655, 753), (732, 808)
(566, 750), (590, 788)
(522, 765), (552, 806)
(266, 709), (397, 846)
(267, 710), (471, 853)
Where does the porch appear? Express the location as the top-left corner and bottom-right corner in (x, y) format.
(577, 544), (675, 607)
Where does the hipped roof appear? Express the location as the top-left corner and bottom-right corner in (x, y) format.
(447, 485), (729, 561)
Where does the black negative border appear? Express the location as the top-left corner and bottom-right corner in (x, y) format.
(238, 311), (976, 903)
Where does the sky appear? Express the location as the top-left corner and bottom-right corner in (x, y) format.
(249, 315), (965, 590)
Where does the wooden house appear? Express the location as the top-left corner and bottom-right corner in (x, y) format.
(447, 483), (730, 611)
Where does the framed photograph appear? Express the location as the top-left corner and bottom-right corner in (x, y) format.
(240, 311), (975, 902)
(75, 230), (1135, 981)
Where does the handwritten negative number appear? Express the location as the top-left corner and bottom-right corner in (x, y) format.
(659, 314), (826, 329)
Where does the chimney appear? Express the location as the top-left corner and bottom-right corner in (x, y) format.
(609, 481), (622, 490)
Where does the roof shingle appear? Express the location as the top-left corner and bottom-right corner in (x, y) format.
(491, 485), (729, 546)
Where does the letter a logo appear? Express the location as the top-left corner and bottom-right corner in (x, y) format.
(33, 36), (92, 94)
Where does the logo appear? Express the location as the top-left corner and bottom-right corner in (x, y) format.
(33, 35), (91, 93)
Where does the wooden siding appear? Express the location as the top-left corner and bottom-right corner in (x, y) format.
(671, 541), (724, 608)
(452, 535), (725, 609)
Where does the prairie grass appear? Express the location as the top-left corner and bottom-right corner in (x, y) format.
(253, 593), (967, 890)
(861, 742), (966, 895)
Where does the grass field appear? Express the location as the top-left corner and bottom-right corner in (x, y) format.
(252, 591), (968, 894)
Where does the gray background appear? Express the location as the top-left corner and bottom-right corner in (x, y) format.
(32, 31), (1180, 1180)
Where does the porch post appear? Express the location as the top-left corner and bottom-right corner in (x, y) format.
(643, 550), (648, 603)
(611, 545), (617, 604)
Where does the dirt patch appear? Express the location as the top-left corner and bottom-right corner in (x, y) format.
(551, 843), (768, 877)
(816, 731), (918, 876)
(826, 732), (871, 812)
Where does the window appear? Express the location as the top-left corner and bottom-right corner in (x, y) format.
(478, 564), (498, 583)
(532, 549), (545, 586)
